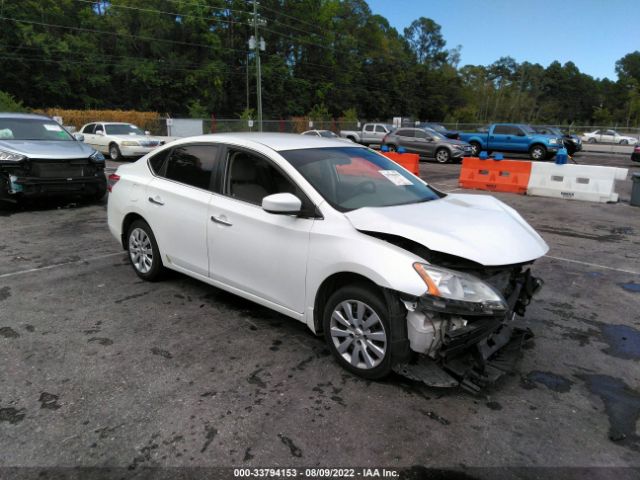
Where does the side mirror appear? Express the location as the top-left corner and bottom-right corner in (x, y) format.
(73, 133), (85, 142)
(95, 130), (104, 136)
(262, 193), (302, 215)
(145, 131), (151, 135)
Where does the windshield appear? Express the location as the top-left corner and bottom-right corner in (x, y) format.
(0, 118), (74, 141)
(105, 124), (145, 135)
(281, 147), (441, 212)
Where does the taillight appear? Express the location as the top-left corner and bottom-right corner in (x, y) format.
(107, 173), (120, 192)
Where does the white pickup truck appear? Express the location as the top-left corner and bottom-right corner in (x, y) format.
(339, 123), (395, 146)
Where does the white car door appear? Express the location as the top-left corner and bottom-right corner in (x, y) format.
(93, 123), (109, 153)
(207, 147), (315, 314)
(81, 123), (97, 148)
(603, 130), (616, 143)
(144, 144), (219, 277)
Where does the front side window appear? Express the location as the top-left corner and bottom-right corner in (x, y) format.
(0, 118), (74, 141)
(282, 147), (441, 212)
(375, 125), (386, 133)
(225, 150), (298, 205)
(163, 144), (219, 190)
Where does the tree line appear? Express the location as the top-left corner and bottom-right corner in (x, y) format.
(1, 0), (639, 126)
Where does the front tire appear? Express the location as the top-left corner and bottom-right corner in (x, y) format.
(386, 144), (397, 152)
(529, 145), (547, 161)
(109, 143), (122, 161)
(127, 220), (165, 281)
(323, 284), (392, 379)
(469, 142), (481, 156)
(435, 148), (451, 163)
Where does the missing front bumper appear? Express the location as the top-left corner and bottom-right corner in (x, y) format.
(394, 325), (533, 393)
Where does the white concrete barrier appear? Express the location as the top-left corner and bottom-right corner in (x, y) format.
(527, 163), (628, 203)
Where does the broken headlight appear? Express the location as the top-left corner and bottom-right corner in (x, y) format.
(413, 263), (508, 315)
(0, 150), (26, 162)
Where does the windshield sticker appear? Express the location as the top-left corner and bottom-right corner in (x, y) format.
(378, 170), (413, 186)
(44, 124), (63, 131)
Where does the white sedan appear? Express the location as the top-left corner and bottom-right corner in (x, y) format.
(78, 122), (170, 160)
(582, 129), (638, 145)
(107, 133), (548, 388)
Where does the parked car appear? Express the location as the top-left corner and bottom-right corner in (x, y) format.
(382, 127), (472, 163)
(0, 113), (106, 203)
(107, 133), (548, 390)
(532, 126), (582, 155)
(301, 129), (338, 138)
(582, 129), (638, 145)
(418, 122), (460, 140)
(79, 122), (168, 161)
(632, 145), (640, 162)
(339, 123), (395, 146)
(459, 123), (563, 160)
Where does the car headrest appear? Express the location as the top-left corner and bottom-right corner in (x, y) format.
(231, 155), (257, 182)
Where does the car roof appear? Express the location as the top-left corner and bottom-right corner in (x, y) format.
(0, 112), (52, 120)
(171, 132), (359, 152)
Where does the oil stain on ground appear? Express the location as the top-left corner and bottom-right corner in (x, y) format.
(600, 324), (640, 360)
(278, 434), (303, 458)
(580, 374), (640, 451)
(523, 371), (573, 393)
(39, 392), (61, 410)
(619, 282), (640, 293)
(0, 327), (19, 339)
(0, 286), (11, 301)
(0, 407), (26, 424)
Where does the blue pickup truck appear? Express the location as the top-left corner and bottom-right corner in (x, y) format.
(459, 124), (563, 160)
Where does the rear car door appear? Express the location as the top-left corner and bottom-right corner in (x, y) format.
(394, 129), (416, 153)
(93, 123), (109, 153)
(207, 147), (315, 314)
(362, 124), (375, 143)
(81, 123), (96, 148)
(144, 144), (220, 277)
(414, 129), (434, 157)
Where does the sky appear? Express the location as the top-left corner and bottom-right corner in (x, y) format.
(366, 0), (640, 80)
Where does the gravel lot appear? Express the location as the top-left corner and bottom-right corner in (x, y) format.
(1, 151), (639, 478)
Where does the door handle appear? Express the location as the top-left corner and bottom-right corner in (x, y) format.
(211, 215), (232, 227)
(148, 196), (164, 206)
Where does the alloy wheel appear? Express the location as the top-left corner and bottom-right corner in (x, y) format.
(129, 227), (153, 274)
(330, 300), (387, 370)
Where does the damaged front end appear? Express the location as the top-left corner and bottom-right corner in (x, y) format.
(394, 257), (543, 394)
(0, 151), (107, 202)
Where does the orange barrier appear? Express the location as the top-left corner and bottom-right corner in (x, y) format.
(379, 151), (420, 176)
(458, 157), (532, 194)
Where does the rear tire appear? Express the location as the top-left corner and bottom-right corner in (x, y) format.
(323, 284), (392, 380)
(620, 139), (628, 145)
(587, 137), (597, 144)
(435, 148), (451, 163)
(126, 219), (165, 281)
(386, 144), (397, 152)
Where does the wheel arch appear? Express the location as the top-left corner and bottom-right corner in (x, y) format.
(121, 212), (147, 249)
(312, 272), (383, 334)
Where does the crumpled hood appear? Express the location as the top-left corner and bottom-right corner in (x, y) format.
(0, 140), (95, 159)
(345, 193), (549, 266)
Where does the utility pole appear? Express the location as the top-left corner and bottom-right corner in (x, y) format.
(253, 0), (263, 132)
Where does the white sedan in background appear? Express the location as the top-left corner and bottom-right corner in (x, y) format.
(582, 129), (638, 145)
(79, 122), (170, 160)
(107, 133), (548, 390)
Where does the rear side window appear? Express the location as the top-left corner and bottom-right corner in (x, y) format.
(163, 144), (220, 190)
(364, 125), (374, 132)
(493, 125), (510, 134)
(396, 129), (414, 137)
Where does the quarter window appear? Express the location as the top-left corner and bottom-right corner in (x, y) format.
(82, 123), (95, 134)
(163, 144), (219, 190)
(148, 148), (171, 175)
